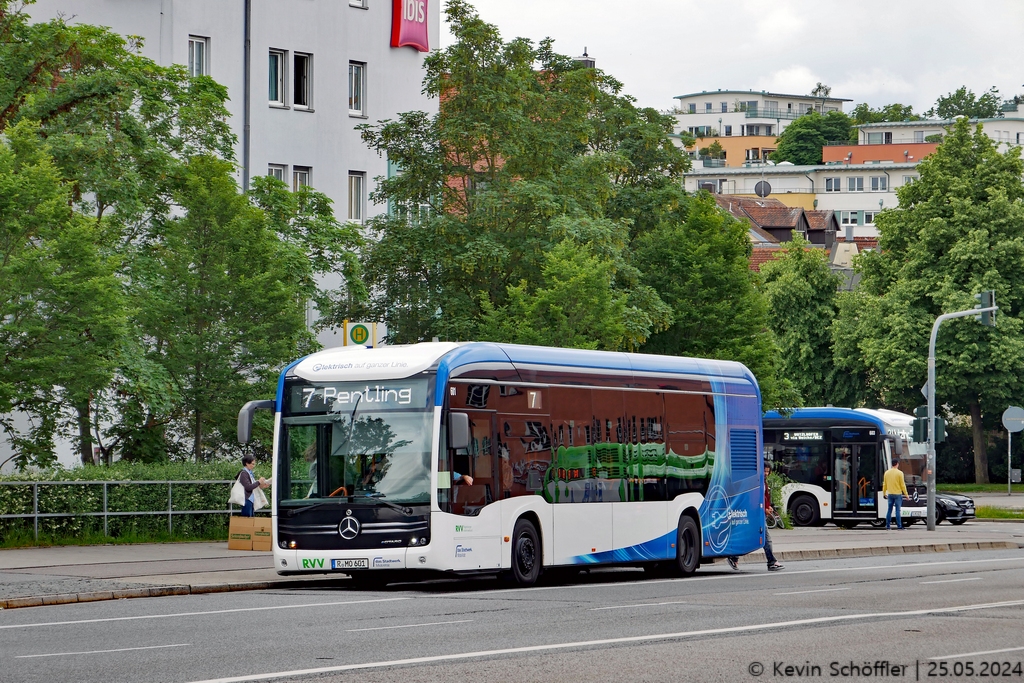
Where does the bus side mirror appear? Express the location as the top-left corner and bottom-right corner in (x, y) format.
(449, 412), (471, 451)
(238, 400), (275, 444)
(890, 436), (904, 457)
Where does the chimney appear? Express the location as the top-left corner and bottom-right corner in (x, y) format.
(575, 47), (595, 69)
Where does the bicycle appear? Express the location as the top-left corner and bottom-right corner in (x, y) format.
(766, 508), (784, 530)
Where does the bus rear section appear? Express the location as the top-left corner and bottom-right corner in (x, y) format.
(239, 341), (766, 586)
(763, 408), (927, 527)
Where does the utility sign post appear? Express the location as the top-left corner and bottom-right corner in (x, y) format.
(1001, 406), (1024, 496)
(925, 290), (997, 530)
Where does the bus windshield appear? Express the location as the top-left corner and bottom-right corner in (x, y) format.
(279, 378), (434, 506)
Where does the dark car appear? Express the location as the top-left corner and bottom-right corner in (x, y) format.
(935, 492), (976, 525)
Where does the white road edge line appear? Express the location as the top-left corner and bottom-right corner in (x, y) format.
(931, 645), (1024, 661)
(346, 619), (473, 632)
(774, 587), (851, 596)
(184, 599), (1024, 683)
(17, 643), (190, 658)
(0, 597), (410, 631)
(920, 577), (982, 585)
(589, 601), (689, 611)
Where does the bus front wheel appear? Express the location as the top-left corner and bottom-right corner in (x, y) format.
(510, 518), (541, 586)
(673, 515), (700, 576)
(789, 495), (821, 527)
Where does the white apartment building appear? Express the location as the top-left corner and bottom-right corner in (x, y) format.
(856, 117), (1024, 149)
(673, 89), (850, 139)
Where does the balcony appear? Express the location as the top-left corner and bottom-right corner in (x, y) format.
(701, 158), (727, 168)
(744, 108), (808, 120)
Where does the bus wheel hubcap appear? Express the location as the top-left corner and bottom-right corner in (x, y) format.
(517, 537), (535, 572)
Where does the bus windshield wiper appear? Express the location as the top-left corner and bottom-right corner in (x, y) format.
(283, 501), (346, 516)
(363, 493), (414, 516)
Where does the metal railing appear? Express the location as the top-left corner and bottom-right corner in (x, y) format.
(0, 479), (265, 541)
(701, 158), (727, 168)
(744, 109), (809, 120)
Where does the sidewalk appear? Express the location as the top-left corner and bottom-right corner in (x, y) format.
(1, 521), (1021, 610)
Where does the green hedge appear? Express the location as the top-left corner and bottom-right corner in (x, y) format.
(0, 461), (272, 546)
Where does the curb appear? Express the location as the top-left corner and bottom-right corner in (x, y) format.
(2, 541), (1021, 610)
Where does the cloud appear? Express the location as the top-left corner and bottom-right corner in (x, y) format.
(756, 66), (820, 97)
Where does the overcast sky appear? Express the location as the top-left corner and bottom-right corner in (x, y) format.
(440, 0), (1024, 115)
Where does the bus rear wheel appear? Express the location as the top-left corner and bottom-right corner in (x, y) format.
(789, 495), (821, 527)
(673, 515), (700, 577)
(510, 518), (541, 586)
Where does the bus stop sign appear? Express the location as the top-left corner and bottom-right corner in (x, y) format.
(1002, 406), (1024, 433)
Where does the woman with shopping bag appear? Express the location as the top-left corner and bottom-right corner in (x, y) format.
(232, 455), (269, 517)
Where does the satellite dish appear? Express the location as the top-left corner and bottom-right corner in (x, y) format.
(754, 181), (771, 198)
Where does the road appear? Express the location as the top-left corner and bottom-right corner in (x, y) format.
(2, 549), (1024, 683)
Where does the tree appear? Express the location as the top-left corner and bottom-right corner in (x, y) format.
(131, 157), (318, 460)
(925, 86), (1002, 119)
(698, 140), (725, 159)
(850, 102), (920, 124)
(833, 118), (1024, 482)
(770, 111), (854, 165)
(1, 0), (235, 466)
(0, 122), (125, 470)
(760, 235), (845, 405)
(358, 0), (679, 349)
(633, 193), (799, 409)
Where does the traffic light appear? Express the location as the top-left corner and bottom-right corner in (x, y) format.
(974, 290), (996, 327)
(911, 406), (946, 443)
(912, 416), (927, 443)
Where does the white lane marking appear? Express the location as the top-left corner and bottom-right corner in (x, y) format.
(774, 587), (851, 596)
(441, 555), (1024, 597)
(17, 643), (189, 659)
(0, 597), (409, 631)
(185, 599), (1024, 683)
(346, 619), (472, 632)
(920, 577), (981, 585)
(589, 600), (689, 611)
(932, 645), (1024, 661)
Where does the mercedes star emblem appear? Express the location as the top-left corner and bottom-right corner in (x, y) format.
(339, 515), (361, 540)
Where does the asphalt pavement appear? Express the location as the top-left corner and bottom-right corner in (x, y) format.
(1, 520), (1021, 610)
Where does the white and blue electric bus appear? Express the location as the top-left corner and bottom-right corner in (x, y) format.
(763, 407), (927, 527)
(237, 342), (766, 586)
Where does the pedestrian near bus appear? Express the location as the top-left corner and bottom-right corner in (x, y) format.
(727, 461), (784, 572)
(238, 455), (269, 517)
(883, 459), (909, 530)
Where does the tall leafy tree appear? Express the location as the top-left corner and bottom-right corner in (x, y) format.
(850, 102), (920, 124)
(760, 235), (845, 405)
(0, 122), (125, 469)
(633, 193), (799, 409)
(925, 86), (1002, 119)
(132, 157), (317, 461)
(834, 118), (1024, 482)
(358, 0), (677, 348)
(770, 111), (855, 165)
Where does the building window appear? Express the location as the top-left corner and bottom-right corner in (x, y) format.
(914, 131), (925, 143)
(840, 211), (861, 226)
(705, 102), (712, 112)
(765, 125), (774, 137)
(349, 62), (365, 116)
(724, 125), (732, 136)
(188, 36), (208, 77)
(688, 103), (696, 114)
(293, 166), (311, 191)
(293, 53), (312, 108)
(848, 177), (864, 192)
(268, 50), (286, 105)
(870, 176), (888, 192)
(903, 175), (916, 185)
(825, 177), (840, 192)
(864, 211), (876, 225)
(268, 164), (286, 182)
(348, 172), (365, 222)
(721, 102), (728, 113)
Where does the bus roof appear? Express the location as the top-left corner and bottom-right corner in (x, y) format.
(278, 342), (760, 410)
(763, 407), (913, 433)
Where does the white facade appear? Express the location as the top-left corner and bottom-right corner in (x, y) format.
(673, 89), (850, 139)
(685, 162), (915, 239)
(857, 117), (1024, 150)
(8, 0), (439, 471)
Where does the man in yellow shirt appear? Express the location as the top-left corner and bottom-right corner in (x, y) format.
(882, 459), (909, 530)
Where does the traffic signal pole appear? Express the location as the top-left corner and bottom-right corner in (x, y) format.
(926, 295), (997, 530)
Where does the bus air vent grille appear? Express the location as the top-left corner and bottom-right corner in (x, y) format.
(729, 429), (758, 472)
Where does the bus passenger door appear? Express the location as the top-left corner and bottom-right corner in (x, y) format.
(449, 410), (501, 570)
(832, 445), (853, 513)
(854, 443), (878, 516)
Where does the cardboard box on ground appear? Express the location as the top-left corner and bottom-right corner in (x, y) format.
(227, 516), (272, 551)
